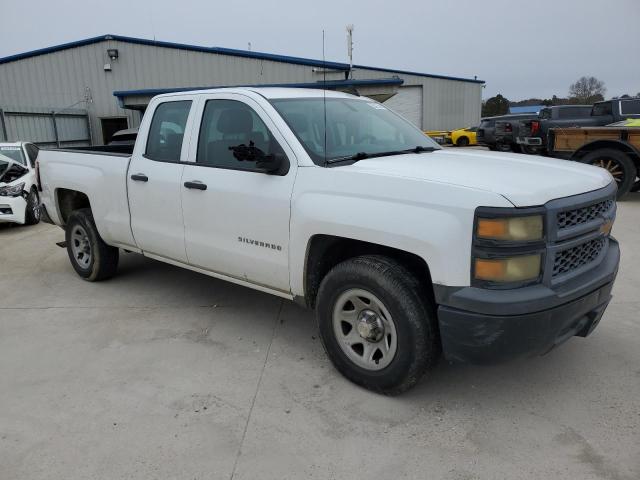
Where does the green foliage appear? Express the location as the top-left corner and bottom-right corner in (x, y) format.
(482, 94), (510, 117)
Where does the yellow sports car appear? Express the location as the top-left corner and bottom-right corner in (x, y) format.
(450, 127), (478, 147)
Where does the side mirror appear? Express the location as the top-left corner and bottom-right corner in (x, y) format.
(229, 144), (288, 175)
(256, 152), (286, 174)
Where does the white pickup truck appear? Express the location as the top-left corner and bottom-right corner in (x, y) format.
(38, 88), (620, 394)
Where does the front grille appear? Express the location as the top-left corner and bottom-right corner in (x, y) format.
(553, 238), (605, 277)
(557, 199), (614, 230)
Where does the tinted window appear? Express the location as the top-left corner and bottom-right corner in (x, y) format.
(592, 103), (612, 116)
(197, 99), (285, 171)
(558, 106), (591, 119)
(145, 101), (192, 161)
(620, 99), (640, 115)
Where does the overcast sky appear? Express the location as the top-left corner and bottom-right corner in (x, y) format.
(2, 0), (639, 100)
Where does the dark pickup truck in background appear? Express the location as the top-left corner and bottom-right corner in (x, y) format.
(476, 113), (538, 151)
(511, 98), (640, 155)
(515, 105), (592, 154)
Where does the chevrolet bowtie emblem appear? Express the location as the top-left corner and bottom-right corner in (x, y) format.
(600, 220), (613, 236)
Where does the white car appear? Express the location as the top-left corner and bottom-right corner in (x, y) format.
(38, 88), (619, 394)
(0, 142), (41, 225)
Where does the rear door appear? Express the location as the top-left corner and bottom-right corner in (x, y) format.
(180, 92), (296, 292)
(128, 97), (196, 262)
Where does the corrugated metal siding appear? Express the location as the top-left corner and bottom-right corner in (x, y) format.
(354, 67), (482, 130)
(0, 39), (481, 142)
(0, 106), (90, 146)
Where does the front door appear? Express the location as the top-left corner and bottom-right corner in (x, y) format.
(128, 99), (195, 262)
(181, 94), (296, 292)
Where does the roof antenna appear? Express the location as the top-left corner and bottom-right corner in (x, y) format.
(323, 29), (328, 167)
(346, 24), (354, 79)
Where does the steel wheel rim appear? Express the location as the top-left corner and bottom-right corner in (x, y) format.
(332, 288), (398, 371)
(70, 225), (92, 269)
(593, 158), (624, 184)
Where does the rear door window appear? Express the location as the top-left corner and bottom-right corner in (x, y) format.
(620, 99), (640, 115)
(145, 101), (192, 162)
(592, 103), (612, 116)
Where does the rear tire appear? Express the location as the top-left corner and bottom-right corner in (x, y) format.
(316, 255), (440, 395)
(24, 189), (40, 225)
(456, 136), (470, 147)
(65, 208), (119, 281)
(580, 149), (636, 199)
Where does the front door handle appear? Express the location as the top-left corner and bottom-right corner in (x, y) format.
(130, 173), (148, 182)
(184, 181), (207, 190)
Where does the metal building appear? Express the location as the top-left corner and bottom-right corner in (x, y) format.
(0, 34), (484, 145)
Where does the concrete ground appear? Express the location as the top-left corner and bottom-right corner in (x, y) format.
(1, 195), (639, 480)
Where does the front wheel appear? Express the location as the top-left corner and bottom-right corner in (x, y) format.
(316, 255), (440, 395)
(581, 149), (636, 199)
(24, 189), (41, 225)
(65, 208), (119, 281)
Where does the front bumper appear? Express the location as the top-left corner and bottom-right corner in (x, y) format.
(436, 238), (619, 364)
(0, 195), (27, 224)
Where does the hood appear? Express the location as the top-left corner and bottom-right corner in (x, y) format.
(344, 149), (613, 206)
(0, 155), (28, 185)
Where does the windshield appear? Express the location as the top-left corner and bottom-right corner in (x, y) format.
(0, 146), (25, 165)
(270, 97), (440, 165)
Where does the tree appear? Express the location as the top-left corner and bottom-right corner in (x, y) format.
(482, 94), (510, 117)
(568, 76), (606, 104)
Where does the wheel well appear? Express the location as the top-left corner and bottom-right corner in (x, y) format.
(304, 235), (434, 309)
(56, 189), (90, 224)
(572, 140), (640, 166)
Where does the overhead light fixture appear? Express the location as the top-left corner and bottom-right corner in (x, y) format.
(107, 49), (119, 60)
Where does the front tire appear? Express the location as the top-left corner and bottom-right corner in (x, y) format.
(65, 208), (119, 281)
(581, 149), (636, 199)
(316, 255), (440, 395)
(24, 189), (41, 225)
(456, 136), (470, 147)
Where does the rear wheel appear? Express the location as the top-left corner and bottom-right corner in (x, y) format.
(456, 136), (470, 147)
(581, 149), (636, 199)
(24, 189), (40, 225)
(316, 255), (440, 395)
(496, 142), (511, 152)
(65, 208), (119, 281)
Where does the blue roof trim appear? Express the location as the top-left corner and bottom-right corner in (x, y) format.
(0, 34), (484, 84)
(354, 64), (484, 84)
(113, 78), (405, 99)
(0, 34), (348, 70)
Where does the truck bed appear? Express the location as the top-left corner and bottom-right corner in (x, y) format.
(38, 148), (135, 249)
(552, 127), (640, 152)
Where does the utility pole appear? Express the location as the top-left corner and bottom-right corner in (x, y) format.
(346, 24), (354, 79)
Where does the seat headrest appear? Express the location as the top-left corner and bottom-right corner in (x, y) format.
(217, 108), (253, 134)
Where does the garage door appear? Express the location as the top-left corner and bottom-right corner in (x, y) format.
(383, 86), (423, 128)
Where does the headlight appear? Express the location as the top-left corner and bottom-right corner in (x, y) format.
(474, 254), (542, 283)
(476, 215), (543, 242)
(0, 182), (25, 197)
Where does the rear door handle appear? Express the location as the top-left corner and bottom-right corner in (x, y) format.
(130, 173), (148, 182)
(184, 181), (207, 190)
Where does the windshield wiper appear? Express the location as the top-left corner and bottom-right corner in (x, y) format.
(326, 146), (437, 165)
(325, 151), (371, 165)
